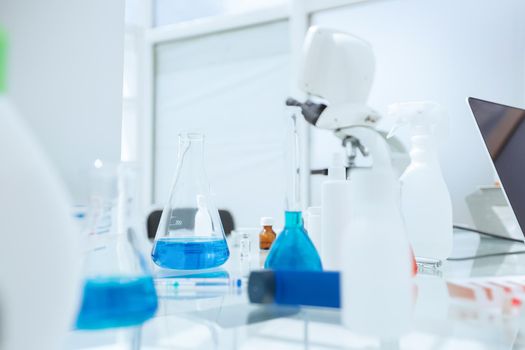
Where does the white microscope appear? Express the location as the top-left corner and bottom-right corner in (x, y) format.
(288, 28), (415, 338)
(286, 26), (406, 175)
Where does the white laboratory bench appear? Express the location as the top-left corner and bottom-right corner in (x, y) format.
(65, 229), (525, 350)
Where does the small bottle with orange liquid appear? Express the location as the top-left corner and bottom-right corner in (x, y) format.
(259, 217), (276, 250)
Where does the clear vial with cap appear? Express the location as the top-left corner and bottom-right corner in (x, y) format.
(240, 232), (251, 260)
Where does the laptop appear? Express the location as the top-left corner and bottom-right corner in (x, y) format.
(468, 97), (525, 240)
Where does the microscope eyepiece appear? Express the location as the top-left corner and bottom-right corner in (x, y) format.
(285, 98), (303, 107)
(286, 97), (327, 126)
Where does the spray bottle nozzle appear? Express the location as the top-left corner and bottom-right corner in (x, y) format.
(386, 101), (447, 140)
(286, 97), (327, 126)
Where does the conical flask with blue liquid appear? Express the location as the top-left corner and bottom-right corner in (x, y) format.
(152, 133), (229, 270)
(76, 162), (158, 330)
(265, 211), (322, 271)
(264, 113), (322, 271)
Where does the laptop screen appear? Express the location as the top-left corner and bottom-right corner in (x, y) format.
(468, 97), (525, 237)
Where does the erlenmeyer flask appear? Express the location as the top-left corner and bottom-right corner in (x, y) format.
(152, 133), (229, 270)
(264, 211), (322, 271)
(264, 112), (322, 271)
(76, 162), (158, 330)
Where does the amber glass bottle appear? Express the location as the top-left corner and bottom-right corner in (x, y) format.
(259, 217), (276, 250)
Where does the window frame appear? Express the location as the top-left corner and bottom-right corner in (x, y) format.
(138, 0), (371, 211)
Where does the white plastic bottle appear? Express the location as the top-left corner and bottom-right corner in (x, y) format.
(321, 153), (351, 270)
(388, 101), (453, 262)
(341, 127), (413, 340)
(304, 206), (322, 254)
(194, 194), (213, 236)
(0, 30), (82, 350)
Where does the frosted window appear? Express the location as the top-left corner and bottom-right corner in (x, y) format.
(154, 21), (290, 228)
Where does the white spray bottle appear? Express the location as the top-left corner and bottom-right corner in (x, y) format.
(387, 101), (453, 262)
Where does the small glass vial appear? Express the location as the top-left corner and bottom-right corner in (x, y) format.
(240, 232), (251, 260)
(259, 217), (276, 250)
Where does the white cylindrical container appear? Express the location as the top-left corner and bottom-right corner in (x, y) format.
(321, 154), (351, 270)
(304, 206), (322, 254)
(341, 127), (413, 340)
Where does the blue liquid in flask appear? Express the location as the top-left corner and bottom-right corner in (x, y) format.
(76, 276), (158, 330)
(152, 237), (230, 270)
(265, 211), (322, 271)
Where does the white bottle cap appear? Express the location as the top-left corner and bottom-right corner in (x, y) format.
(197, 194), (206, 208)
(260, 217), (274, 226)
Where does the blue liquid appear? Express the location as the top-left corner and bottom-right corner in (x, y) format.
(152, 237), (230, 270)
(265, 211), (322, 271)
(76, 276), (158, 330)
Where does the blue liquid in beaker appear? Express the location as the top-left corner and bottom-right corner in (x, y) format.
(76, 276), (158, 330)
(152, 237), (230, 270)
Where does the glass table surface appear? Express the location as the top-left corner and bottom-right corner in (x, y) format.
(66, 229), (525, 350)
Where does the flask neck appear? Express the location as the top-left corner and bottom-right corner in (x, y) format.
(284, 211), (303, 229)
(179, 134), (205, 161)
(177, 133), (206, 178)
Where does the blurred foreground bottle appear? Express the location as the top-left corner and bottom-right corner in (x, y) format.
(0, 28), (83, 349)
(151, 133), (229, 270)
(341, 127), (413, 341)
(76, 162), (158, 330)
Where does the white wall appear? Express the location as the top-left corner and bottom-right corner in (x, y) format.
(310, 0), (525, 225)
(0, 0), (125, 204)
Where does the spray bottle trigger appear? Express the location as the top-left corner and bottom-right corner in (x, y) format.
(386, 102), (410, 139)
(387, 124), (400, 139)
